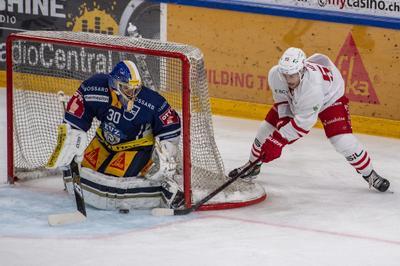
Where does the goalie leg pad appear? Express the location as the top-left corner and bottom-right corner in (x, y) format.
(160, 177), (184, 209)
(64, 167), (163, 210)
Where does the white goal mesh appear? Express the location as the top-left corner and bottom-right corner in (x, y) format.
(7, 31), (266, 210)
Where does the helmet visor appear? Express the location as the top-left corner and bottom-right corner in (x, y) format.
(116, 80), (141, 101)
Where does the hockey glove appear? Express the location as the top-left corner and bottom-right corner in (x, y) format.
(145, 138), (179, 181)
(46, 123), (87, 169)
(260, 130), (288, 163)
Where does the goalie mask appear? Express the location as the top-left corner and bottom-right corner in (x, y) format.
(109, 60), (142, 112)
(278, 47), (306, 88)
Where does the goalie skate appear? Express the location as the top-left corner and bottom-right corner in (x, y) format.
(161, 178), (185, 209)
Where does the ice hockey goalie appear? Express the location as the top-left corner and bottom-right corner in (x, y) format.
(47, 60), (185, 211)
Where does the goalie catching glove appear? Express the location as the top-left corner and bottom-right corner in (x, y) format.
(145, 137), (179, 181)
(46, 123), (87, 169)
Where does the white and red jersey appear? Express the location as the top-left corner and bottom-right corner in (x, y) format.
(268, 53), (345, 142)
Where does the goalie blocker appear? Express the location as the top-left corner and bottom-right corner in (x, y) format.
(46, 124), (87, 169)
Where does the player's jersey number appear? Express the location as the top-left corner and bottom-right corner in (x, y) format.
(317, 65), (333, 82)
(107, 109), (121, 124)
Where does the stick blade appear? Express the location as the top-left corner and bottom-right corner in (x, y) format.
(48, 211), (86, 226)
(151, 208), (192, 216)
(151, 208), (175, 216)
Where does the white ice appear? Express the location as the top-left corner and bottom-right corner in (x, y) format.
(0, 88), (399, 266)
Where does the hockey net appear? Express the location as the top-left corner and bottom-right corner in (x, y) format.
(6, 31), (266, 210)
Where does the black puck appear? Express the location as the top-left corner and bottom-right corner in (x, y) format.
(119, 209), (130, 214)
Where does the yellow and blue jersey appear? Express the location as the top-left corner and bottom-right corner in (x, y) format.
(64, 73), (181, 151)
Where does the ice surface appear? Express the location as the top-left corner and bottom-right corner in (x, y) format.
(1, 89), (399, 266)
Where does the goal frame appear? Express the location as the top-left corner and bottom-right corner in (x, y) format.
(6, 33), (192, 206)
(6, 32), (266, 211)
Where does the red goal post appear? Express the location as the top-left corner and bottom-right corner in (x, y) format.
(6, 31), (266, 210)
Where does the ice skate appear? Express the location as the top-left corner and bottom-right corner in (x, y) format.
(363, 170), (390, 192)
(228, 161), (261, 181)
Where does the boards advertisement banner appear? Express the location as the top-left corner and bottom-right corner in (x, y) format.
(0, 0), (163, 83)
(243, 0), (400, 19)
(166, 4), (400, 122)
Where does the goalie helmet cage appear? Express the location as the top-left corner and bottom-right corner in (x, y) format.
(6, 31), (266, 211)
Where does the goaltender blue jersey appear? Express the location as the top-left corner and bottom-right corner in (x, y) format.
(64, 73), (181, 151)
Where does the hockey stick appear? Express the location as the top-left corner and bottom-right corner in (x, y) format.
(152, 159), (261, 216)
(47, 91), (87, 225)
(48, 159), (87, 226)
(57, 91), (68, 191)
(47, 91), (86, 226)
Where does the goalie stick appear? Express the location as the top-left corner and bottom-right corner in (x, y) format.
(48, 159), (87, 226)
(152, 159), (261, 216)
(48, 92), (87, 226)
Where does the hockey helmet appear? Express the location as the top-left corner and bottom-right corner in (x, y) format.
(109, 60), (142, 111)
(278, 47), (306, 75)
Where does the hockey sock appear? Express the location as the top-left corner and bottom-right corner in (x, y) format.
(329, 134), (373, 176)
(249, 121), (275, 162)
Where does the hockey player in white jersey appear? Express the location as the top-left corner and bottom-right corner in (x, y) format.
(229, 47), (390, 192)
